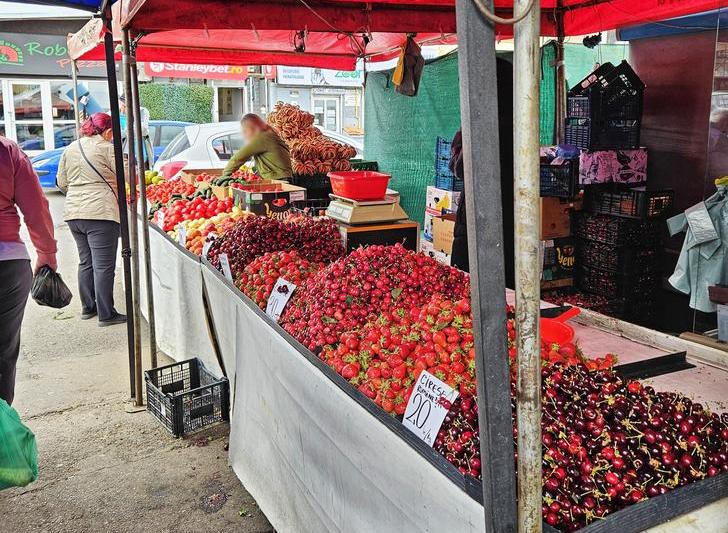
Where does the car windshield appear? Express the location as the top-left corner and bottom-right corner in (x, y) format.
(159, 130), (191, 160)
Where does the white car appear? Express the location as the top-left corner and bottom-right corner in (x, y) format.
(154, 121), (364, 179)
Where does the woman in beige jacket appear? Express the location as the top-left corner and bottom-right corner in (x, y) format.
(57, 113), (126, 326)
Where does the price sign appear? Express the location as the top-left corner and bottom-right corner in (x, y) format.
(265, 278), (297, 322)
(157, 211), (165, 229)
(219, 253), (233, 282)
(177, 223), (187, 246)
(402, 370), (459, 447)
(202, 234), (217, 259)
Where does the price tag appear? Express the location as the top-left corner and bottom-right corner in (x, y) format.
(202, 234), (217, 259)
(157, 211), (165, 229)
(219, 253), (233, 282)
(402, 370), (459, 447)
(177, 223), (187, 246)
(265, 277), (297, 322)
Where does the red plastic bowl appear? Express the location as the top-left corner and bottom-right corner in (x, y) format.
(328, 171), (391, 201)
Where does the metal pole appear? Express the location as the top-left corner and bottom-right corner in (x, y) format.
(102, 7), (136, 399)
(514, 0), (542, 530)
(71, 60), (81, 137)
(455, 0), (517, 531)
(129, 50), (158, 369)
(122, 28), (144, 407)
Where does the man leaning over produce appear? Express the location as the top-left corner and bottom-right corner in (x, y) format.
(222, 114), (293, 181)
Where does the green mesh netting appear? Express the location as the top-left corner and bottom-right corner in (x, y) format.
(563, 42), (629, 89)
(540, 41), (558, 146)
(364, 52), (462, 225)
(365, 50), (558, 226)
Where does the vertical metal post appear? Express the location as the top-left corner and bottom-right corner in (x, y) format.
(129, 51), (158, 369)
(514, 0), (543, 530)
(455, 0), (517, 531)
(102, 7), (136, 399)
(71, 60), (81, 137)
(122, 28), (144, 407)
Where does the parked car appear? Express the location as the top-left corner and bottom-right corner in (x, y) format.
(153, 121), (364, 179)
(30, 120), (193, 189)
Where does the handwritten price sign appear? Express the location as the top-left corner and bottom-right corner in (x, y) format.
(402, 370), (459, 447)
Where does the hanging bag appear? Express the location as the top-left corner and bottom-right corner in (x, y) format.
(31, 265), (73, 309)
(0, 400), (38, 490)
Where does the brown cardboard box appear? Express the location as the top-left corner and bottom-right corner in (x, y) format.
(541, 197), (581, 239)
(232, 183), (306, 217)
(432, 215), (456, 255)
(180, 168), (222, 185)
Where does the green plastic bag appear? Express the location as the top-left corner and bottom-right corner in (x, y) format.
(0, 399), (38, 490)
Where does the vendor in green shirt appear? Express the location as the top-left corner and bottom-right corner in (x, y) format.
(222, 114), (292, 181)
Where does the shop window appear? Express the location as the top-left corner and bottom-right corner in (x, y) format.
(16, 124), (45, 151)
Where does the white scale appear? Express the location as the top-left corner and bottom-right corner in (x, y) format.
(326, 190), (409, 225)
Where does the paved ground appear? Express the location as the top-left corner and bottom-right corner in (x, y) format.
(0, 191), (271, 533)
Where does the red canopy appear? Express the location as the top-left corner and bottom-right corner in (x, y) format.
(68, 0), (725, 69)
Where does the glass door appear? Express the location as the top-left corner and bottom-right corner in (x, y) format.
(11, 81), (47, 153)
(312, 96), (341, 132)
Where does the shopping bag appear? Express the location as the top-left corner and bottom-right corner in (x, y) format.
(30, 266), (72, 309)
(0, 400), (38, 490)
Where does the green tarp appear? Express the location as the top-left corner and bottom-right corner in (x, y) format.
(364, 43), (630, 226)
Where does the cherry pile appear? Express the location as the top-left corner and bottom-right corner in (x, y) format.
(280, 245), (470, 352)
(237, 251), (323, 309)
(436, 362), (728, 531)
(207, 216), (345, 277)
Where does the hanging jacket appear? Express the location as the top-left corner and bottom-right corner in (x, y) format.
(667, 185), (728, 312)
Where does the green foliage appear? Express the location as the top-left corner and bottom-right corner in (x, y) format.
(138, 83), (213, 123)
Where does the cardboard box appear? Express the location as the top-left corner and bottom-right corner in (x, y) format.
(180, 168), (222, 185)
(420, 235), (451, 265)
(541, 197), (581, 239)
(426, 186), (462, 214)
(432, 215), (456, 255)
(423, 210), (438, 242)
(232, 183), (306, 217)
(579, 148), (647, 185)
(541, 237), (576, 283)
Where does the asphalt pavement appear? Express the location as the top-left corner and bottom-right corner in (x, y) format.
(0, 191), (271, 533)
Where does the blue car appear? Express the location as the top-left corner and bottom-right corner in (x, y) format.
(31, 120), (193, 189)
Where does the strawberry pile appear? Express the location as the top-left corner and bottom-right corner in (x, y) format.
(207, 216), (345, 277)
(280, 245), (470, 352)
(320, 295), (475, 415)
(436, 362), (728, 531)
(237, 251), (324, 309)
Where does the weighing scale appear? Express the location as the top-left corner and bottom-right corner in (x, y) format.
(326, 190), (409, 224)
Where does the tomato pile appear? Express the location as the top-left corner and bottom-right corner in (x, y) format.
(156, 196), (235, 232)
(207, 216), (345, 277)
(146, 179), (197, 204)
(280, 244), (470, 352)
(237, 251), (324, 309)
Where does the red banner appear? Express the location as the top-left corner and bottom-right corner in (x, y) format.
(144, 62), (249, 80)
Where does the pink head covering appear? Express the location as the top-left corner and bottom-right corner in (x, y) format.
(80, 112), (113, 137)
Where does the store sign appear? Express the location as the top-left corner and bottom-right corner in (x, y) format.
(277, 66), (363, 87)
(402, 370), (459, 447)
(0, 33), (107, 78)
(144, 62), (250, 81)
(265, 278), (296, 322)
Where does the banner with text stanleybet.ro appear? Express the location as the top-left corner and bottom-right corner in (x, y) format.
(144, 62), (250, 81)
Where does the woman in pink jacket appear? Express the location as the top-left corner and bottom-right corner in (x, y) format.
(0, 136), (57, 405)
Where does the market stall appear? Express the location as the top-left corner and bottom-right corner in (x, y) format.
(56, 0), (728, 531)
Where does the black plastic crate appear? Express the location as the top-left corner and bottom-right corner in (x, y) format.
(576, 264), (659, 300)
(290, 173), (332, 200)
(290, 199), (330, 218)
(585, 186), (673, 219)
(540, 159), (578, 198)
(572, 212), (663, 247)
(565, 61), (644, 150)
(145, 358), (229, 437)
(435, 174), (464, 192)
(576, 238), (660, 273)
(350, 159), (379, 171)
(435, 137), (454, 179)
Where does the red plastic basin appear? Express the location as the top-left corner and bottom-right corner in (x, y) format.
(328, 171), (391, 201)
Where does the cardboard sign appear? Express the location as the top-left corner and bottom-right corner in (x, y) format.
(176, 224), (187, 246)
(219, 253), (233, 282)
(402, 370), (459, 447)
(265, 278), (297, 322)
